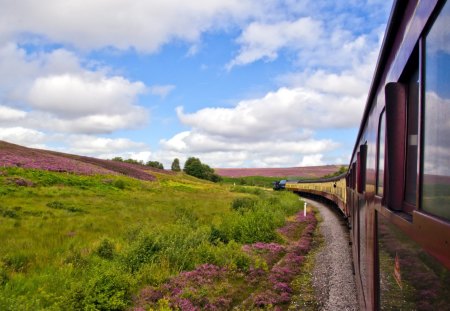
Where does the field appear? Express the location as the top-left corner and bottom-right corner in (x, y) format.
(215, 165), (343, 178)
(0, 141), (320, 310)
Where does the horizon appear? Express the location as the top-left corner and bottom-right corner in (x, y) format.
(0, 0), (393, 168)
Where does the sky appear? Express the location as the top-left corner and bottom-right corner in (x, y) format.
(0, 0), (393, 168)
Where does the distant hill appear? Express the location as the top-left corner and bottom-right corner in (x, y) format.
(215, 165), (345, 178)
(0, 140), (169, 181)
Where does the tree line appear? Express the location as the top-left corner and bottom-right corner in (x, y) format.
(111, 156), (221, 182)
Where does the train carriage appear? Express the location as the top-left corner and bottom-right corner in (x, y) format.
(286, 1), (450, 309)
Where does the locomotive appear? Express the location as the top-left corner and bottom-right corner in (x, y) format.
(285, 1), (450, 309)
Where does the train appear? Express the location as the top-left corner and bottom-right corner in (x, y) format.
(283, 0), (450, 310)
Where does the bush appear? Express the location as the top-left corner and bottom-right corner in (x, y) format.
(146, 161), (164, 170)
(122, 234), (161, 273)
(66, 269), (132, 311)
(113, 179), (126, 189)
(0, 207), (20, 219)
(96, 239), (115, 260)
(231, 197), (258, 213)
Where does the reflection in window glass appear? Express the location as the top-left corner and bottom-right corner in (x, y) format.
(423, 1), (450, 219)
(377, 112), (386, 195)
(405, 69), (419, 205)
(377, 214), (450, 310)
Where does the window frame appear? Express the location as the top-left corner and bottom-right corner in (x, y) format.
(376, 109), (386, 198)
(400, 45), (421, 213)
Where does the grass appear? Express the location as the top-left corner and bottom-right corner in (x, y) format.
(221, 176), (295, 188)
(0, 167), (309, 310)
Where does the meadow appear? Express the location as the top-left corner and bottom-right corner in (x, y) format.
(0, 166), (317, 310)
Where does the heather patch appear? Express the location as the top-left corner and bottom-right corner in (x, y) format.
(0, 141), (158, 181)
(134, 207), (318, 310)
(0, 152), (112, 175)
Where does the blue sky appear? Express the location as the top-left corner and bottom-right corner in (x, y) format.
(0, 0), (393, 168)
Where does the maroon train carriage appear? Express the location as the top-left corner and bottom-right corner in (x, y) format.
(287, 1), (450, 310)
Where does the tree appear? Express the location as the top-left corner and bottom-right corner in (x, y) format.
(146, 161), (164, 170)
(124, 158), (143, 165)
(171, 158), (181, 171)
(183, 157), (221, 182)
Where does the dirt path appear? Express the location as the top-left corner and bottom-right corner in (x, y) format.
(303, 198), (359, 311)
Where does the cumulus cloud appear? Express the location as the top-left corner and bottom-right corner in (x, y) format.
(227, 17), (322, 69)
(0, 127), (47, 147)
(0, 105), (27, 121)
(61, 135), (149, 156)
(177, 86), (365, 137)
(0, 43), (149, 134)
(0, 0), (263, 52)
(28, 74), (146, 117)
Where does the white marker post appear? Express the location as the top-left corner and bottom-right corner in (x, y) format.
(304, 202), (307, 217)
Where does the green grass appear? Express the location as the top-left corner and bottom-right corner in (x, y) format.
(0, 167), (302, 310)
(221, 176), (293, 188)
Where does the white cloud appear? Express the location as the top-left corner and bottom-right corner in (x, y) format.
(0, 43), (149, 134)
(177, 86), (365, 137)
(149, 85), (176, 98)
(299, 154), (324, 167)
(0, 105), (27, 121)
(159, 127), (339, 168)
(227, 17), (322, 69)
(28, 74), (146, 117)
(0, 0), (263, 52)
(0, 127), (47, 147)
(28, 110), (148, 134)
(64, 135), (149, 156)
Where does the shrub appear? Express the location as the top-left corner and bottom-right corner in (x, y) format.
(231, 197), (258, 213)
(0, 207), (20, 219)
(46, 201), (65, 209)
(122, 234), (161, 273)
(113, 179), (126, 189)
(96, 239), (115, 260)
(67, 269), (132, 311)
(146, 161), (164, 170)
(64, 251), (88, 268)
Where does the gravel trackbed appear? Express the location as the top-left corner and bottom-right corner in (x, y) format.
(304, 198), (359, 311)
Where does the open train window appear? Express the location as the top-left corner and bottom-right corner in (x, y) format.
(401, 47), (419, 211)
(422, 0), (450, 220)
(358, 144), (367, 194)
(376, 111), (386, 196)
(384, 45), (419, 212)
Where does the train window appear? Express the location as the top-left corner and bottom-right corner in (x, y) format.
(402, 53), (419, 207)
(377, 111), (386, 196)
(422, 1), (450, 220)
(358, 144), (367, 194)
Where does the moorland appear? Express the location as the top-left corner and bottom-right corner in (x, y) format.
(0, 141), (320, 310)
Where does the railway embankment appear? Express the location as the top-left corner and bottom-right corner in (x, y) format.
(304, 198), (359, 311)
